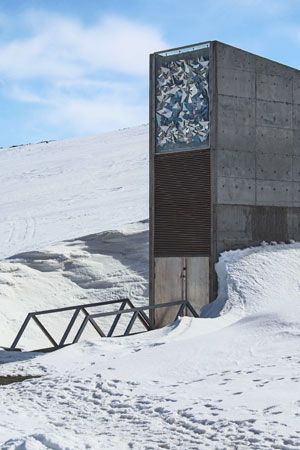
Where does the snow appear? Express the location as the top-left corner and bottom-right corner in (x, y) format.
(0, 125), (148, 259)
(203, 242), (300, 318)
(0, 126), (299, 449)
(0, 221), (149, 350)
(0, 247), (299, 449)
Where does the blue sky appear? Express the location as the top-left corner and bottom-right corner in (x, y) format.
(0, 0), (300, 147)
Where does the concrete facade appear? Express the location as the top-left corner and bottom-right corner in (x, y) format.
(150, 41), (300, 322)
(213, 42), (300, 265)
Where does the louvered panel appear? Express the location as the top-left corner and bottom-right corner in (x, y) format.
(154, 150), (211, 256)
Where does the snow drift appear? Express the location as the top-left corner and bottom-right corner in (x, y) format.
(0, 221), (149, 349)
(204, 241), (300, 319)
(0, 228), (299, 353)
(0, 125), (299, 449)
(0, 240), (299, 449)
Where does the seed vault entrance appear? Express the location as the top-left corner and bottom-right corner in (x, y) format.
(150, 40), (300, 327)
(149, 42), (212, 326)
(154, 257), (209, 327)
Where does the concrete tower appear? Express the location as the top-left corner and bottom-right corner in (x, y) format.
(149, 41), (300, 326)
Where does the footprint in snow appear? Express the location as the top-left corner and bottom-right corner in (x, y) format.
(263, 405), (277, 412)
(111, 187), (122, 191)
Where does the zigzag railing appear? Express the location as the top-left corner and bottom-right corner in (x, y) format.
(9, 299), (199, 352)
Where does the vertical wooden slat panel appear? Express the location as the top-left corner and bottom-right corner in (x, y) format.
(154, 257), (183, 327)
(154, 150), (211, 256)
(186, 257), (210, 314)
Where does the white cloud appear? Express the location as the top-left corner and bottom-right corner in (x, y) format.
(45, 94), (147, 134)
(8, 84), (48, 104)
(0, 12), (168, 80)
(0, 11), (168, 139)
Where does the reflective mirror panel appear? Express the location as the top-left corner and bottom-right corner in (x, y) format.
(155, 44), (210, 153)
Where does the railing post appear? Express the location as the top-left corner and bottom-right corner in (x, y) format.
(82, 308), (106, 338)
(10, 313), (32, 349)
(175, 302), (186, 321)
(124, 311), (138, 336)
(32, 315), (58, 348)
(107, 300), (127, 337)
(72, 314), (89, 343)
(126, 299), (151, 330)
(185, 301), (200, 318)
(59, 308), (81, 347)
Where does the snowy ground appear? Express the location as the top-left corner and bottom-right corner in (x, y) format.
(0, 221), (149, 350)
(0, 127), (299, 449)
(0, 125), (148, 259)
(0, 242), (300, 449)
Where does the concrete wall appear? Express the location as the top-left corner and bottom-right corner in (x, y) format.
(150, 41), (300, 313)
(214, 42), (300, 256)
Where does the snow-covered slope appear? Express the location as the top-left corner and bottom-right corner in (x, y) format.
(0, 125), (299, 449)
(0, 125), (149, 350)
(0, 242), (299, 449)
(0, 125), (148, 259)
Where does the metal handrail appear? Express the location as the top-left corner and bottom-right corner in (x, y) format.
(9, 298), (199, 352)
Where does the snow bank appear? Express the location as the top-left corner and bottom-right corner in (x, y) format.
(1, 231), (299, 354)
(0, 122), (299, 447)
(0, 221), (148, 349)
(203, 242), (300, 319)
(0, 242), (299, 449)
(0, 125), (148, 259)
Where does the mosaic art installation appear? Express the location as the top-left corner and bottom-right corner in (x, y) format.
(156, 55), (209, 152)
